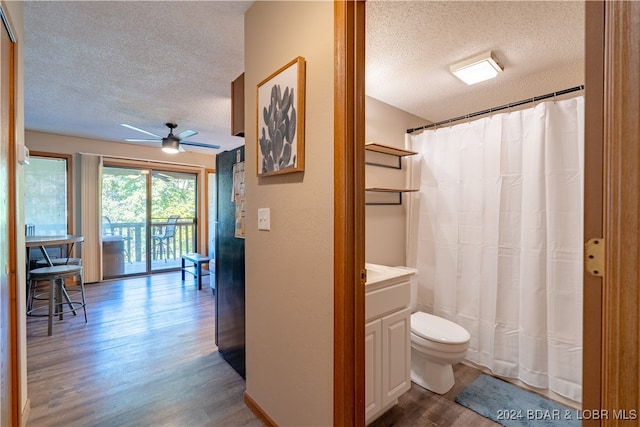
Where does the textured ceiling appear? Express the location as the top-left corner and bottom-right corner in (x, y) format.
(366, 1), (585, 125)
(24, 1), (251, 153)
(23, 1), (585, 154)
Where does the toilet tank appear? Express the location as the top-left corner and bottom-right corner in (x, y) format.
(393, 266), (418, 311)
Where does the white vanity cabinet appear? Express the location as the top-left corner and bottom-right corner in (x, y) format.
(364, 265), (412, 424)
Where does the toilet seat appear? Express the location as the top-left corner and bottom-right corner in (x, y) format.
(411, 312), (470, 344)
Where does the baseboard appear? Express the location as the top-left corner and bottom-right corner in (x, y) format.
(21, 397), (30, 427)
(244, 391), (278, 427)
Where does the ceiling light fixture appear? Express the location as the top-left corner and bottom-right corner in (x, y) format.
(162, 137), (180, 154)
(450, 50), (503, 85)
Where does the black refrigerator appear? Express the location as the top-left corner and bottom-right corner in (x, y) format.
(215, 146), (246, 378)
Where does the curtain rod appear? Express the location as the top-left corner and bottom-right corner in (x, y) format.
(78, 152), (208, 169)
(406, 85), (585, 134)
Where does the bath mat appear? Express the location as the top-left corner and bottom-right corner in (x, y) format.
(454, 374), (580, 427)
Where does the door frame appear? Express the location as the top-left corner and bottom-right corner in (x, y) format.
(583, 2), (640, 424)
(597, 1), (640, 422)
(582, 2), (604, 423)
(334, 1), (366, 425)
(1, 2), (18, 425)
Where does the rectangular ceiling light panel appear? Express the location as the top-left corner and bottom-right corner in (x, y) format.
(450, 50), (503, 85)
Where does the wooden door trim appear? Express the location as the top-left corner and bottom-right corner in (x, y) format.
(1, 1), (18, 425)
(8, 36), (18, 425)
(334, 1), (365, 425)
(582, 2), (604, 423)
(601, 1), (640, 423)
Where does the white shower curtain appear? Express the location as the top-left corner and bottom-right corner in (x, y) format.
(407, 96), (584, 402)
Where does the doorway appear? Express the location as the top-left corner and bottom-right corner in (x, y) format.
(101, 166), (198, 278)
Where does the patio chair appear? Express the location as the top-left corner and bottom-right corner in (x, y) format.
(152, 215), (180, 261)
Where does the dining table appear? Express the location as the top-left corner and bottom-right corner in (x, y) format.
(25, 234), (85, 266)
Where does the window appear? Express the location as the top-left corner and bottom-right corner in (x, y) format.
(24, 154), (71, 235)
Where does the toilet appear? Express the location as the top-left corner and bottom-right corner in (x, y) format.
(409, 276), (471, 394)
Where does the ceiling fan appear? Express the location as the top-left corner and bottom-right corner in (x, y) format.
(121, 122), (221, 153)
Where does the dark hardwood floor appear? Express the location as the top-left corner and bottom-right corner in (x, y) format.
(369, 364), (500, 427)
(26, 272), (262, 427)
(27, 272), (498, 427)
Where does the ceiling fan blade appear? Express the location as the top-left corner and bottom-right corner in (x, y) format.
(180, 140), (221, 150)
(177, 129), (198, 139)
(125, 138), (161, 142)
(179, 145), (186, 152)
(121, 123), (161, 138)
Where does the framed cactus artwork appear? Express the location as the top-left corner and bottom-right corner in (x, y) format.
(256, 56), (306, 177)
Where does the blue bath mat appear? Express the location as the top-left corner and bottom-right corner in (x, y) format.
(454, 374), (580, 427)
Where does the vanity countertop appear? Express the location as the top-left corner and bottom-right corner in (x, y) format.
(365, 263), (416, 292)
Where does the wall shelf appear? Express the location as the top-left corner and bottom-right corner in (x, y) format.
(365, 142), (417, 169)
(365, 188), (418, 206)
(365, 142), (418, 157)
(366, 188), (419, 193)
(365, 142), (419, 205)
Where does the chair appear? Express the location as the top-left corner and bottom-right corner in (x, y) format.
(27, 264), (86, 336)
(152, 215), (180, 261)
(34, 241), (81, 269)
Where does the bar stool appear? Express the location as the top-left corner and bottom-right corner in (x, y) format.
(33, 258), (82, 314)
(36, 257), (82, 267)
(27, 264), (86, 336)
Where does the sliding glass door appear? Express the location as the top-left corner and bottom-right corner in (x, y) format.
(150, 170), (197, 272)
(102, 166), (198, 278)
(102, 167), (148, 276)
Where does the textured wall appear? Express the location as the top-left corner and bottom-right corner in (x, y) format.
(244, 2), (334, 425)
(365, 96), (428, 267)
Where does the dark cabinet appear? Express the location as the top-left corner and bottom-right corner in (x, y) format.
(231, 73), (245, 137)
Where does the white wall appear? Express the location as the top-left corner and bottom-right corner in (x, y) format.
(365, 96), (428, 267)
(244, 2), (334, 425)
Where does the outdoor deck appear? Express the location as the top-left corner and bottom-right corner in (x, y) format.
(101, 219), (209, 278)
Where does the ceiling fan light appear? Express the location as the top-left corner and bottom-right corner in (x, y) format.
(450, 50), (503, 85)
(162, 137), (180, 154)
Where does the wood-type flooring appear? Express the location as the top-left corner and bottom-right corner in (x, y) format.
(369, 364), (500, 427)
(26, 272), (261, 427)
(27, 272), (500, 427)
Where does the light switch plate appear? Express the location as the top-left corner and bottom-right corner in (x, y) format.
(258, 208), (270, 231)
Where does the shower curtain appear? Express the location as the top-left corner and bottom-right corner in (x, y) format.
(407, 96), (584, 402)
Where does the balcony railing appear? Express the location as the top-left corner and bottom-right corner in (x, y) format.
(105, 218), (197, 264)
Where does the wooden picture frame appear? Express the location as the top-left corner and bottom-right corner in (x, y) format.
(256, 56), (305, 176)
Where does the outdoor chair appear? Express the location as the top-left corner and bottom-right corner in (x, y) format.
(152, 215), (180, 261)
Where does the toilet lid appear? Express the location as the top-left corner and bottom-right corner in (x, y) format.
(411, 312), (470, 344)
